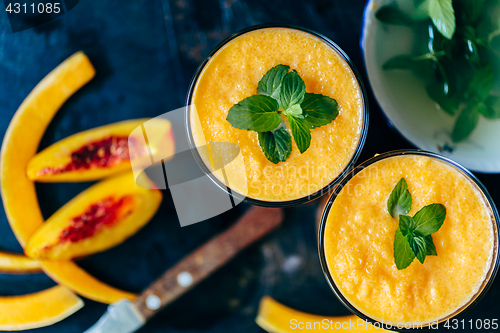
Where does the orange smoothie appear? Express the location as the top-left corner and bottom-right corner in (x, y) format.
(190, 28), (364, 202)
(323, 155), (496, 324)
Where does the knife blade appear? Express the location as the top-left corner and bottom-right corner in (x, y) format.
(83, 300), (145, 333)
(84, 206), (283, 333)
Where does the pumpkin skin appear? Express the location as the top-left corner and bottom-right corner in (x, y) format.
(1, 51), (138, 304)
(27, 118), (174, 182)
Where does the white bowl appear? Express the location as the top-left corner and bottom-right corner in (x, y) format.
(361, 0), (500, 173)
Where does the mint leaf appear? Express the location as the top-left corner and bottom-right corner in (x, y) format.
(376, 5), (415, 26)
(287, 115), (311, 154)
(468, 65), (494, 103)
(413, 203), (446, 236)
(424, 235), (437, 256)
(394, 228), (416, 270)
(427, 81), (460, 116)
(286, 104), (304, 119)
(410, 235), (428, 264)
(300, 93), (339, 129)
(258, 128), (292, 164)
(399, 215), (416, 237)
(452, 104), (480, 142)
(257, 64), (290, 99)
(387, 178), (412, 218)
(278, 70), (306, 111)
(482, 96), (500, 119)
(421, 0), (456, 39)
(226, 95), (281, 132)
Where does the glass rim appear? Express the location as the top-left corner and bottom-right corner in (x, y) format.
(184, 23), (370, 207)
(318, 149), (500, 332)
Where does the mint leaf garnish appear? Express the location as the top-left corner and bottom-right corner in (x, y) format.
(394, 228), (416, 270)
(226, 95), (281, 132)
(424, 235), (437, 256)
(413, 203), (446, 236)
(287, 115), (311, 154)
(389, 180), (446, 269)
(399, 215), (416, 237)
(278, 70), (306, 111)
(387, 178), (412, 218)
(417, 0), (456, 39)
(300, 93), (339, 128)
(286, 104), (304, 119)
(258, 128), (292, 164)
(257, 64), (290, 99)
(226, 65), (339, 163)
(411, 235), (428, 264)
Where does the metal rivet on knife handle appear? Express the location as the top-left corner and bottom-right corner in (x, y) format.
(145, 295), (161, 310)
(133, 206), (283, 320)
(177, 272), (193, 287)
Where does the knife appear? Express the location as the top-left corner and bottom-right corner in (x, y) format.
(84, 206), (283, 333)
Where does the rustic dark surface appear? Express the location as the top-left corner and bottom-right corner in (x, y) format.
(0, 0), (498, 332)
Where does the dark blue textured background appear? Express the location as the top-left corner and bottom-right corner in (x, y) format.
(0, 0), (499, 332)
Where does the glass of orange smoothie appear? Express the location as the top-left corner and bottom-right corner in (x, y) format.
(185, 24), (368, 206)
(319, 150), (499, 330)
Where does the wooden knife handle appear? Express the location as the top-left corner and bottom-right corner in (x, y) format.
(134, 206), (283, 319)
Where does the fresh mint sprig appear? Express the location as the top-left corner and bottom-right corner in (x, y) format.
(226, 64), (339, 164)
(377, 1), (499, 143)
(388, 178), (446, 270)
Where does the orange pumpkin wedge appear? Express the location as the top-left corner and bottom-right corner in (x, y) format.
(0, 286), (83, 331)
(1, 51), (95, 246)
(256, 296), (389, 333)
(1, 51), (138, 303)
(0, 251), (41, 273)
(41, 261), (136, 303)
(27, 118), (174, 182)
(25, 173), (162, 260)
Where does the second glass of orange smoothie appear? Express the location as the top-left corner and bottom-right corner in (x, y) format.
(185, 24), (368, 206)
(319, 150), (499, 330)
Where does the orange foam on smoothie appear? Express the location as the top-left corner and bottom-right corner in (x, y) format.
(324, 155), (495, 324)
(191, 28), (364, 201)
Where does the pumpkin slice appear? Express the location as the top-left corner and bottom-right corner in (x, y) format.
(1, 51), (137, 303)
(1, 51), (95, 245)
(27, 118), (174, 182)
(0, 251), (41, 273)
(256, 296), (388, 333)
(25, 173), (162, 260)
(41, 261), (136, 303)
(0, 286), (83, 331)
